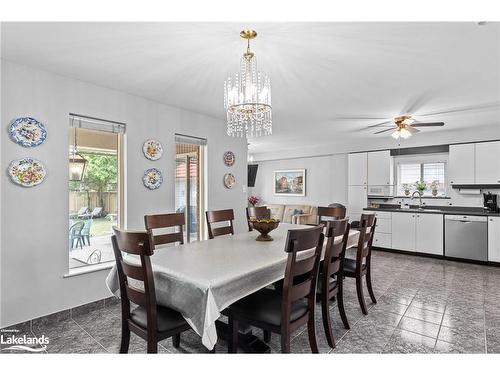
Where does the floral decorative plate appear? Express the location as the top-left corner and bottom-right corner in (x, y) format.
(223, 151), (235, 166)
(143, 168), (163, 190)
(9, 117), (47, 147)
(223, 173), (236, 189)
(142, 139), (163, 161)
(8, 157), (47, 187)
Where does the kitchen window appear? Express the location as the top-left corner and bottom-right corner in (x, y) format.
(396, 155), (447, 197)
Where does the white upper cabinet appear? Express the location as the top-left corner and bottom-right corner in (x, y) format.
(449, 143), (475, 184)
(416, 214), (443, 255)
(348, 152), (367, 186)
(368, 150), (393, 186)
(475, 141), (500, 184)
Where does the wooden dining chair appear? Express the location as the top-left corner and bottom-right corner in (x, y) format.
(227, 225), (324, 353)
(317, 205), (346, 225)
(206, 209), (234, 239)
(144, 212), (185, 249)
(111, 226), (191, 353)
(343, 214), (377, 315)
(246, 206), (271, 231)
(319, 219), (351, 348)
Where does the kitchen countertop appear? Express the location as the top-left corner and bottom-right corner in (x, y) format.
(364, 205), (500, 217)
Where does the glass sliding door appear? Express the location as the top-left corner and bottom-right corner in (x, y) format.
(175, 141), (204, 242)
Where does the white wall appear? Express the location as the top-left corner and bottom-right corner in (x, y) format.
(0, 61), (247, 327)
(250, 154), (348, 207)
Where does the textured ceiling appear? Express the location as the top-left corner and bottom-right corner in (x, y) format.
(1, 22), (499, 154)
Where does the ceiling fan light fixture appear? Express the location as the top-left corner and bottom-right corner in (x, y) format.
(400, 128), (412, 139)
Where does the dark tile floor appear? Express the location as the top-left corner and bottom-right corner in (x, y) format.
(3, 250), (500, 354)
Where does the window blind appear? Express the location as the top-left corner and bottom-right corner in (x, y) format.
(69, 113), (126, 134)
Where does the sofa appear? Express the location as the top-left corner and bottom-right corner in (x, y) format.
(267, 204), (318, 225)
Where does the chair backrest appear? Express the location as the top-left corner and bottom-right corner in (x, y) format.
(246, 206), (271, 231)
(355, 214), (377, 266)
(144, 212), (185, 247)
(206, 209), (234, 239)
(281, 225), (324, 329)
(317, 205), (346, 225)
(92, 207), (103, 216)
(322, 219), (350, 298)
(69, 221), (85, 236)
(111, 226), (158, 334)
(77, 207), (88, 215)
(82, 219), (93, 233)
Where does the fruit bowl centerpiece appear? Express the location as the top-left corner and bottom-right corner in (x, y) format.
(249, 218), (280, 241)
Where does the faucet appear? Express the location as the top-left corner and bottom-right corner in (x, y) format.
(411, 191), (423, 208)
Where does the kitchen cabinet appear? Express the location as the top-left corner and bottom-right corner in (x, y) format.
(488, 216), (500, 262)
(391, 212), (416, 252)
(368, 150), (393, 186)
(347, 185), (367, 219)
(475, 141), (500, 184)
(348, 152), (367, 186)
(373, 233), (392, 248)
(416, 213), (443, 255)
(449, 143), (475, 185)
(391, 212), (443, 255)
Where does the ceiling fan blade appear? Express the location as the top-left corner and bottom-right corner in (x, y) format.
(374, 128), (395, 135)
(366, 120), (393, 129)
(417, 102), (500, 117)
(402, 93), (434, 115)
(412, 122), (445, 127)
(407, 127), (421, 134)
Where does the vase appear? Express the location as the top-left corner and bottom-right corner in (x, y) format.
(404, 190), (410, 196)
(432, 189), (438, 196)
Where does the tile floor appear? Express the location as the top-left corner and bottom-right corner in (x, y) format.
(3, 249), (500, 354)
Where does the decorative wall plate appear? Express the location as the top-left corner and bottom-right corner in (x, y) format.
(142, 139), (163, 161)
(9, 117), (47, 147)
(223, 173), (236, 189)
(223, 151), (235, 166)
(8, 157), (47, 187)
(143, 168), (163, 190)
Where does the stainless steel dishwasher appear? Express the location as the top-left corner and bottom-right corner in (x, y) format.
(444, 215), (488, 261)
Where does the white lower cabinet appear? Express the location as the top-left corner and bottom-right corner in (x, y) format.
(391, 212), (443, 254)
(373, 232), (392, 248)
(391, 212), (416, 252)
(488, 216), (500, 262)
(416, 214), (443, 255)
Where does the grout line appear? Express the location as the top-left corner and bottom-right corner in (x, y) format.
(71, 317), (109, 353)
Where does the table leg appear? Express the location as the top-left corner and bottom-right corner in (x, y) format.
(215, 320), (271, 353)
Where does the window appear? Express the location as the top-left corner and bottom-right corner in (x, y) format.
(396, 156), (447, 197)
(68, 115), (124, 269)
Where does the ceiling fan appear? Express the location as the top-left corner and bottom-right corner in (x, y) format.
(371, 115), (444, 139)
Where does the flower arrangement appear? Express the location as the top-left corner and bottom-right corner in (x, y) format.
(248, 195), (260, 206)
(429, 180), (440, 196)
(402, 183), (412, 196)
(414, 180), (427, 194)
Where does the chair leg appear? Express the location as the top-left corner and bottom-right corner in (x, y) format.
(321, 295), (335, 348)
(263, 330), (271, 343)
(366, 270), (377, 304)
(356, 274), (368, 315)
(147, 338), (158, 353)
(280, 332), (291, 354)
(172, 333), (181, 348)
(119, 325), (130, 353)
(307, 314), (319, 353)
(228, 315), (238, 353)
(337, 285), (350, 330)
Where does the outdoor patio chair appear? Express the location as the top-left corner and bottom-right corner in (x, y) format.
(69, 221), (85, 249)
(81, 219), (93, 246)
(91, 207), (104, 218)
(76, 206), (89, 219)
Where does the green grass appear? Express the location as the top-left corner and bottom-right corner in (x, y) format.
(90, 217), (116, 237)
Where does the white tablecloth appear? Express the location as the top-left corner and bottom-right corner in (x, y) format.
(106, 223), (359, 350)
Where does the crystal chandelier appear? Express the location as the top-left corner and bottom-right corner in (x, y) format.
(224, 30), (272, 138)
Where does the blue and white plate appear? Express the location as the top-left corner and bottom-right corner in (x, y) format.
(143, 168), (163, 190)
(9, 117), (47, 147)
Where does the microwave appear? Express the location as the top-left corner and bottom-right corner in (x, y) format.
(367, 185), (394, 198)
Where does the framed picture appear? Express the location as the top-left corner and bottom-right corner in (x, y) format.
(274, 169), (306, 196)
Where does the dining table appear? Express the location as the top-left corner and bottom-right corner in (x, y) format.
(106, 223), (360, 351)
